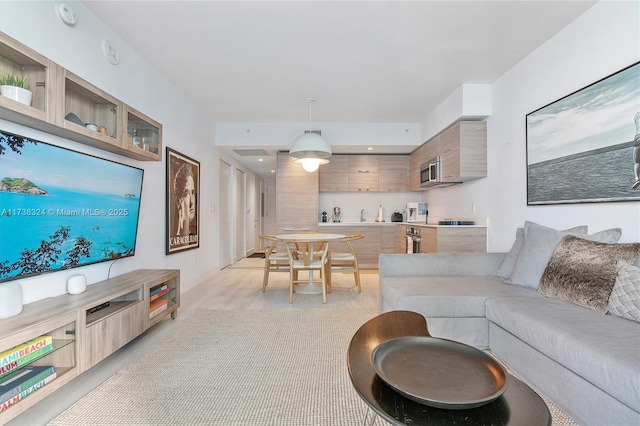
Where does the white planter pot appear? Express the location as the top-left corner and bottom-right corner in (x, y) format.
(0, 85), (32, 106)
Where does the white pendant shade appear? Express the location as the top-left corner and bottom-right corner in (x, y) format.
(290, 98), (331, 172)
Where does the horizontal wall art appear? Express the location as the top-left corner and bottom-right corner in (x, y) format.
(526, 61), (640, 205)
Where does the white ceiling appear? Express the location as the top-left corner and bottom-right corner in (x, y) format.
(82, 0), (596, 177)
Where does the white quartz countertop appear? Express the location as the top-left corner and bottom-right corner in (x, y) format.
(318, 221), (487, 228)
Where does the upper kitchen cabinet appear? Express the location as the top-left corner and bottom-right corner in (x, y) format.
(439, 121), (487, 183)
(319, 154), (349, 192)
(349, 155), (379, 192)
(0, 32), (56, 126)
(378, 155), (408, 192)
(409, 135), (439, 190)
(408, 120), (487, 190)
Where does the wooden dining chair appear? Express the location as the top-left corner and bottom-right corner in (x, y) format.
(329, 234), (364, 293)
(284, 239), (330, 304)
(259, 234), (291, 293)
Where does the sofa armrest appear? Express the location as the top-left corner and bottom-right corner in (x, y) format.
(379, 253), (507, 278)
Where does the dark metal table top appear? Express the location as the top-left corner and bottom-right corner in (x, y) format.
(347, 310), (551, 426)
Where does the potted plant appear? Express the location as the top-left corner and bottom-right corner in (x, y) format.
(0, 73), (32, 106)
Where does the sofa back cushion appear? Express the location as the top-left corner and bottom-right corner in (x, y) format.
(506, 222), (588, 289)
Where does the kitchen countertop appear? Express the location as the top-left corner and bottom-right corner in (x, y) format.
(318, 221), (487, 228)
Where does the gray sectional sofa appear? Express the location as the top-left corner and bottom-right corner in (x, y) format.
(379, 223), (640, 426)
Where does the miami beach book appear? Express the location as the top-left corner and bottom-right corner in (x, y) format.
(0, 336), (53, 370)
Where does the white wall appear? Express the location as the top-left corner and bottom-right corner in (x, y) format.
(422, 1), (640, 250)
(0, 1), (257, 303)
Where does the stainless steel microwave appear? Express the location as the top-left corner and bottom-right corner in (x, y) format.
(420, 157), (440, 188)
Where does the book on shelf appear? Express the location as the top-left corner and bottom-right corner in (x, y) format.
(150, 287), (170, 301)
(0, 343), (54, 377)
(0, 370), (57, 413)
(0, 365), (56, 405)
(149, 298), (168, 312)
(150, 284), (168, 296)
(149, 303), (168, 319)
(0, 336), (53, 369)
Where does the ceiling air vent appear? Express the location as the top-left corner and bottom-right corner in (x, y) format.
(233, 149), (270, 157)
(304, 130), (322, 135)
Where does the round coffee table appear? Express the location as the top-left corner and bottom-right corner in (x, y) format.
(347, 310), (551, 426)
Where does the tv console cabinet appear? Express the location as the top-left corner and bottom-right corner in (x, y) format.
(0, 269), (179, 424)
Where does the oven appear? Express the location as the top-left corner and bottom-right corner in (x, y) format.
(405, 226), (421, 254)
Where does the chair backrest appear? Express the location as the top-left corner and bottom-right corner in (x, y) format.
(259, 234), (279, 256)
(340, 234), (364, 256)
(285, 239), (329, 267)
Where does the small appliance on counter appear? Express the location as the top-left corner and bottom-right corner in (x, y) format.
(391, 212), (403, 222)
(333, 207), (341, 222)
(406, 202), (428, 222)
(321, 211), (328, 223)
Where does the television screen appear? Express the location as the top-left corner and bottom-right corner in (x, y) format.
(0, 130), (144, 283)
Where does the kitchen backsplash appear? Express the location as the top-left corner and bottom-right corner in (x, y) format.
(319, 192), (422, 222)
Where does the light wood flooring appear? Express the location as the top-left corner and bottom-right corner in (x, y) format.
(7, 258), (380, 425)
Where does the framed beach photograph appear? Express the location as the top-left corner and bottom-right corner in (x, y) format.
(166, 147), (200, 254)
(526, 61), (640, 205)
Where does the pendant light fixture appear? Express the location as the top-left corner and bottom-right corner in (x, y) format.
(289, 97), (331, 172)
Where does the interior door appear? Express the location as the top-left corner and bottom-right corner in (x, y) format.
(254, 176), (262, 250)
(219, 160), (232, 268)
(235, 169), (245, 262)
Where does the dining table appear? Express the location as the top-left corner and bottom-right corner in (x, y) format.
(275, 232), (345, 294)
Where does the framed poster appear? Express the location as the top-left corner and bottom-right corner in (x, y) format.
(166, 147), (200, 254)
(526, 61), (640, 205)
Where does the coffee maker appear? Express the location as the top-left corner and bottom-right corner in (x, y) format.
(333, 207), (341, 222)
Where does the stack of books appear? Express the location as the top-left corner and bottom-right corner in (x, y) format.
(0, 335), (56, 412)
(149, 285), (170, 319)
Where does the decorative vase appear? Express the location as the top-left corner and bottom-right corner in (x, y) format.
(0, 281), (23, 319)
(0, 85), (33, 106)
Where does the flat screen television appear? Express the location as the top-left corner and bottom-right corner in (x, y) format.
(0, 130), (144, 283)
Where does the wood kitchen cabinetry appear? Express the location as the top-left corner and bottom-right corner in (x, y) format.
(408, 120), (486, 190)
(420, 226), (487, 253)
(319, 154), (409, 192)
(0, 32), (162, 161)
(439, 121), (487, 183)
(277, 153), (319, 241)
(348, 155), (379, 192)
(378, 155), (408, 191)
(0, 269), (179, 424)
(318, 154), (349, 192)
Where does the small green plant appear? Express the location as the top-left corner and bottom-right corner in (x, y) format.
(0, 73), (30, 91)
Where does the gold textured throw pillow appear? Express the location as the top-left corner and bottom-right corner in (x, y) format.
(538, 236), (640, 314)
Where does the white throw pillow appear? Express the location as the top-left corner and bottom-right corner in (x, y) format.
(608, 261), (640, 322)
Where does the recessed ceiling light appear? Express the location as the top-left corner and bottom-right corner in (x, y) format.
(367, 147), (373, 151)
(270, 170), (275, 173)
(258, 158), (263, 162)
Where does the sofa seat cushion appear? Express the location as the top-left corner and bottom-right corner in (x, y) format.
(486, 296), (640, 412)
(380, 276), (540, 317)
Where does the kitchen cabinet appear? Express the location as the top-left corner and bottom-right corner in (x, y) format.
(378, 155), (408, 191)
(420, 226), (487, 253)
(276, 153), (319, 248)
(318, 154), (409, 192)
(409, 135), (439, 190)
(380, 226), (397, 255)
(439, 121), (487, 183)
(408, 120), (486, 190)
(348, 155), (379, 192)
(0, 32), (162, 161)
(319, 154), (349, 192)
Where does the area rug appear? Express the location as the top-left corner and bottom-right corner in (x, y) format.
(49, 309), (576, 425)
